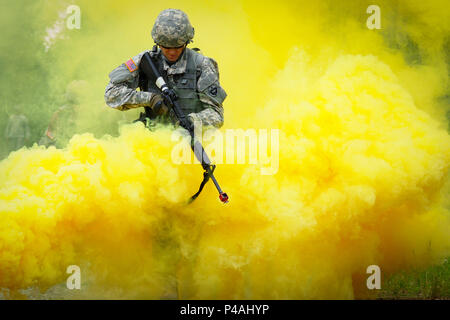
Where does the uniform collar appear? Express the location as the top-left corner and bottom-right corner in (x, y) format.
(160, 48), (188, 75)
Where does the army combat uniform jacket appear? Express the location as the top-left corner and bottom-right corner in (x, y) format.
(104, 47), (226, 128)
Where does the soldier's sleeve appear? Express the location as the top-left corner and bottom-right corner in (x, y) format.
(104, 52), (154, 111)
(190, 57), (227, 128)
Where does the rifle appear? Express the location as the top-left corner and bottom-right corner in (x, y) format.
(139, 51), (229, 204)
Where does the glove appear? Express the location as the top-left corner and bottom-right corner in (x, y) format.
(180, 114), (195, 132)
(148, 94), (169, 116)
(185, 117), (195, 132)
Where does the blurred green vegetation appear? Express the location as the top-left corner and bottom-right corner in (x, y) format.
(0, 1), (53, 157)
(377, 258), (450, 299)
(0, 1), (127, 159)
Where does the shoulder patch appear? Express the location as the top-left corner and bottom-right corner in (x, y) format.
(209, 86), (218, 96)
(125, 58), (138, 72)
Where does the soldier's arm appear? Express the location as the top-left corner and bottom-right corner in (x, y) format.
(45, 109), (61, 140)
(104, 54), (155, 111)
(190, 57), (227, 128)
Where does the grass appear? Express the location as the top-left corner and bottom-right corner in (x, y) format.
(377, 258), (450, 299)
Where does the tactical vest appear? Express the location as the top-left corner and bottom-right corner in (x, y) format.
(138, 48), (204, 123)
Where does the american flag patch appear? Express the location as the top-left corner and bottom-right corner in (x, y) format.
(125, 58), (137, 72)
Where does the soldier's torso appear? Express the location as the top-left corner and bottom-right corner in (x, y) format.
(139, 48), (205, 123)
(6, 115), (29, 138)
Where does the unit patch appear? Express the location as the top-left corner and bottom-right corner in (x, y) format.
(209, 86), (218, 96)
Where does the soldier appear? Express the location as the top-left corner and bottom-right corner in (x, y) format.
(104, 9), (227, 299)
(4, 108), (30, 153)
(104, 8), (226, 129)
(39, 80), (85, 148)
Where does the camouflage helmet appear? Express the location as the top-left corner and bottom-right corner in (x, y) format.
(151, 9), (194, 47)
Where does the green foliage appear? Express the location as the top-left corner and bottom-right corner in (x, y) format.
(0, 1), (127, 159)
(0, 1), (57, 157)
(378, 258), (450, 299)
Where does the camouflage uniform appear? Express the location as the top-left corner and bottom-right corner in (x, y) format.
(39, 80), (87, 148)
(39, 104), (77, 148)
(104, 10), (226, 128)
(4, 114), (30, 152)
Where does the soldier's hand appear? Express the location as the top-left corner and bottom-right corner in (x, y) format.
(153, 100), (169, 116)
(46, 129), (55, 140)
(184, 115), (195, 132)
(176, 114), (195, 133)
(149, 94), (169, 115)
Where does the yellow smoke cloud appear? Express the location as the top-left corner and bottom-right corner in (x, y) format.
(0, 0), (449, 299)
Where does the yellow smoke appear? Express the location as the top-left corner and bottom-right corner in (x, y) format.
(0, 0), (449, 299)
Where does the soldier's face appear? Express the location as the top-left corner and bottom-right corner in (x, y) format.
(159, 45), (186, 62)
